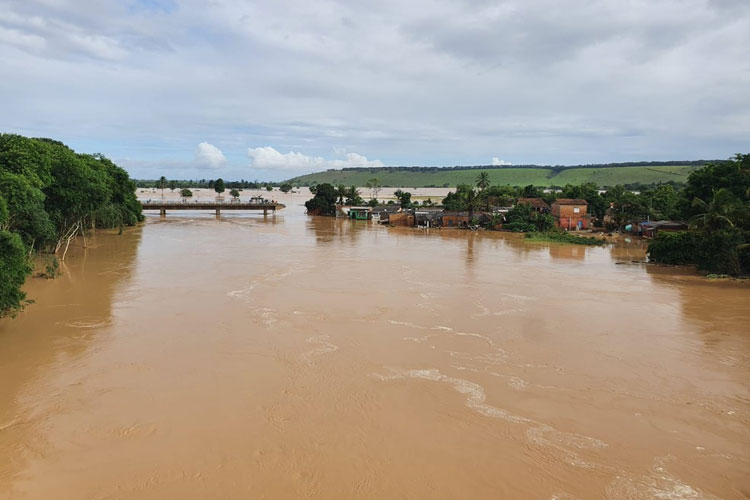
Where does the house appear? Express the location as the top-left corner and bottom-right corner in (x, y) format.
(551, 199), (590, 230)
(414, 207), (443, 227)
(637, 220), (689, 238)
(517, 198), (550, 213)
(387, 211), (415, 226)
(346, 207), (372, 220)
(372, 204), (401, 223)
(440, 211), (470, 228)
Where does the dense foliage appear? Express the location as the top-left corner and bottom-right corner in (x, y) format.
(0, 134), (143, 316)
(647, 154), (749, 275)
(304, 183), (338, 215)
(503, 203), (554, 232)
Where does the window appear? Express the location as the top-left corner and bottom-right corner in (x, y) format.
(573, 207), (580, 213)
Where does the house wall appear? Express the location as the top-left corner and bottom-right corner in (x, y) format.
(442, 215), (469, 227)
(388, 212), (414, 226)
(552, 204), (589, 229)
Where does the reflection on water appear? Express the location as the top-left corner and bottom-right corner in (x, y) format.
(0, 197), (748, 499)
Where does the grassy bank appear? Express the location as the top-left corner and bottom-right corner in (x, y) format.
(524, 231), (605, 246)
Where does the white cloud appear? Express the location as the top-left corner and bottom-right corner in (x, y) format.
(492, 157), (512, 166)
(195, 142), (227, 168)
(248, 146), (384, 172)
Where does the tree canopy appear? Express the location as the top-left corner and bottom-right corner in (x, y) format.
(0, 134), (143, 316)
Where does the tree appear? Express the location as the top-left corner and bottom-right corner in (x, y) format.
(266, 185), (273, 191)
(504, 203), (554, 232)
(365, 178), (382, 200)
(280, 183), (293, 193)
(522, 184), (543, 198)
(214, 178), (225, 196)
(393, 189), (412, 208)
(180, 188), (193, 198)
(336, 184), (346, 204)
(0, 134), (143, 314)
(304, 183), (337, 216)
(344, 186), (364, 205)
(476, 171), (490, 191)
(0, 230), (31, 317)
(157, 176), (167, 196)
(690, 188), (741, 232)
(230, 188), (240, 199)
(168, 180), (177, 192)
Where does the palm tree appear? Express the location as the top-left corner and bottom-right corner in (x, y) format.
(157, 176), (167, 197)
(336, 184), (346, 204)
(476, 171), (490, 191)
(690, 188), (738, 231)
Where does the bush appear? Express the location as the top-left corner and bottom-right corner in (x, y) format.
(525, 230), (605, 246)
(647, 231), (696, 265)
(648, 229), (747, 275)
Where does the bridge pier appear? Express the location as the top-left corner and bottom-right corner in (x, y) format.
(263, 208), (268, 216)
(216, 208), (220, 217)
(160, 208), (166, 217)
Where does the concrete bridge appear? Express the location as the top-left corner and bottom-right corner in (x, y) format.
(140, 200), (286, 216)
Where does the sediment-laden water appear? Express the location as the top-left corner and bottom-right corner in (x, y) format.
(1, 191), (748, 499)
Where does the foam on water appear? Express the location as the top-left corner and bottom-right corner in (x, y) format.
(300, 335), (339, 365)
(605, 456), (719, 500)
(373, 367), (612, 470)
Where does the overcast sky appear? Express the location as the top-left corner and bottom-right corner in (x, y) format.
(1, 0), (748, 180)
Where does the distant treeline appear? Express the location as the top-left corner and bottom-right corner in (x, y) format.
(335, 160), (718, 174)
(135, 179), (276, 189)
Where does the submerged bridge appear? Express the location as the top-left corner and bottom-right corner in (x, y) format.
(140, 199), (286, 216)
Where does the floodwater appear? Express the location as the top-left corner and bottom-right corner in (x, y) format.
(1, 190), (749, 499)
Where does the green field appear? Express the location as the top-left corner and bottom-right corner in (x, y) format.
(287, 165), (700, 188)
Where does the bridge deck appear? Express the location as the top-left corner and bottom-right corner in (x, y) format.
(140, 201), (285, 213)
(140, 201), (284, 209)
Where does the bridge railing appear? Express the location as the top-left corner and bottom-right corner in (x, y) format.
(140, 199), (277, 206)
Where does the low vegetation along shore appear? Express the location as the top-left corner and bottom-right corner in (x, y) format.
(0, 134), (143, 317)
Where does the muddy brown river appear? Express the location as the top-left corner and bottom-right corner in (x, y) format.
(1, 192), (749, 499)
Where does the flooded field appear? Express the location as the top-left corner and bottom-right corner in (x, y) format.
(1, 192), (748, 499)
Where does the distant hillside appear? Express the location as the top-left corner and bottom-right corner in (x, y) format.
(287, 161), (711, 188)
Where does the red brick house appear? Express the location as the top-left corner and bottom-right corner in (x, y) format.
(517, 198), (550, 213)
(551, 199), (590, 230)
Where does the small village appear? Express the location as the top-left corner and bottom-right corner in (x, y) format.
(337, 197), (688, 238)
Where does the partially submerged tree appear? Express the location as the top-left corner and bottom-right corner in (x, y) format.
(304, 183), (337, 216)
(157, 176), (167, 196)
(214, 178), (225, 196)
(365, 178), (382, 200)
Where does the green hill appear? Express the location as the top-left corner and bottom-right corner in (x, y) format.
(287, 164), (702, 188)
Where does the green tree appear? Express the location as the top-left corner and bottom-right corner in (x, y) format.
(393, 189), (413, 208)
(168, 180), (177, 192)
(181, 188), (193, 198)
(0, 230), (31, 316)
(476, 171), (490, 191)
(689, 188), (741, 231)
(280, 183), (293, 193)
(305, 183), (337, 216)
(344, 186), (364, 205)
(214, 178), (225, 195)
(230, 188), (240, 199)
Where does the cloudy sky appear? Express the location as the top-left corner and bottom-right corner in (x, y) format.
(1, 0), (748, 180)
